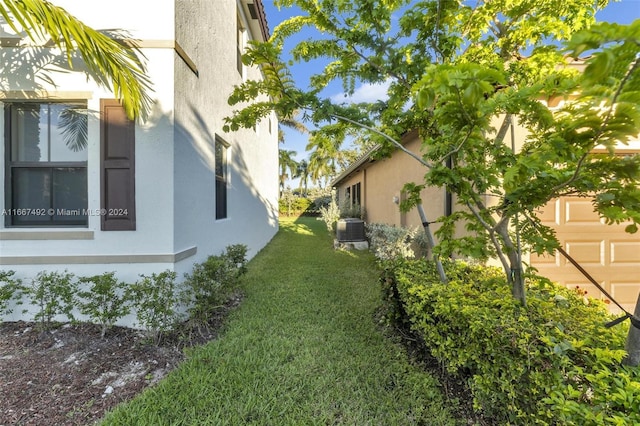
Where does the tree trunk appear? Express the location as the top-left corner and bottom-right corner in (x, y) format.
(495, 219), (526, 305)
(508, 250), (526, 305)
(416, 204), (448, 284)
(623, 293), (640, 367)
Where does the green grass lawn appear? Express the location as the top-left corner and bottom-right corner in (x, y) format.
(101, 216), (461, 425)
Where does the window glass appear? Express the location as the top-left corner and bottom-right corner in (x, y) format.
(52, 168), (88, 223)
(215, 139), (228, 220)
(50, 104), (88, 162)
(5, 101), (88, 227)
(12, 168), (51, 216)
(9, 103), (87, 162)
(11, 104), (48, 162)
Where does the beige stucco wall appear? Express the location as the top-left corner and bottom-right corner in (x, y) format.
(335, 134), (446, 233)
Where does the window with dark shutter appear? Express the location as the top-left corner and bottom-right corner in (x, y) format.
(100, 99), (136, 231)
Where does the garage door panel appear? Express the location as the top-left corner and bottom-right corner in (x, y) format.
(530, 252), (559, 265)
(565, 241), (604, 265)
(537, 199), (559, 225)
(565, 200), (602, 224)
(611, 283), (640, 314)
(611, 282), (640, 305)
(610, 241), (640, 265)
(532, 196), (640, 313)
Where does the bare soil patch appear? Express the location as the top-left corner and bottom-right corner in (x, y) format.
(0, 294), (242, 426)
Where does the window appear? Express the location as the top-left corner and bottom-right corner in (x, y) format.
(4, 102), (88, 227)
(215, 138), (228, 220)
(351, 182), (361, 206)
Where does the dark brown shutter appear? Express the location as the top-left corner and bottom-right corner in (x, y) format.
(100, 99), (136, 231)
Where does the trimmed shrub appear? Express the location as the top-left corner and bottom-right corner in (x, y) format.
(382, 259), (640, 424)
(0, 270), (21, 316)
(366, 223), (430, 260)
(182, 244), (248, 325)
(21, 270), (77, 330)
(319, 191), (341, 234)
(128, 270), (182, 344)
(279, 194), (313, 216)
(77, 272), (131, 338)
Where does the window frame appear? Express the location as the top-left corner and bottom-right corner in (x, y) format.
(4, 101), (89, 228)
(215, 136), (229, 220)
(236, 14), (246, 78)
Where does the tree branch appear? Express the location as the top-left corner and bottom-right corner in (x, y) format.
(328, 112), (433, 169)
(551, 53), (640, 194)
(465, 201), (511, 274)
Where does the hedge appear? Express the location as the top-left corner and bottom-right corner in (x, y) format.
(381, 259), (640, 425)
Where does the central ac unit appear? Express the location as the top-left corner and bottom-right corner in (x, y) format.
(336, 218), (366, 242)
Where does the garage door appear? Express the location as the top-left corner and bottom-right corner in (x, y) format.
(530, 196), (640, 314)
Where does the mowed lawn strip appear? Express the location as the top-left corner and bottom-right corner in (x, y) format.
(101, 216), (461, 425)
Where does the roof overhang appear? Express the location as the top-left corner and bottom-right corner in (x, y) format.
(331, 129), (420, 187)
(241, 0), (270, 41)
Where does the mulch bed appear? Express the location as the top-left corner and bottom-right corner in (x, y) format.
(0, 293), (242, 426)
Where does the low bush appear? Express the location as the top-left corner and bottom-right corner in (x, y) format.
(381, 259), (640, 425)
(0, 270), (21, 316)
(77, 272), (131, 338)
(3, 248), (250, 338)
(319, 191), (341, 233)
(182, 244), (248, 326)
(21, 270), (77, 330)
(128, 270), (182, 345)
(366, 223), (430, 260)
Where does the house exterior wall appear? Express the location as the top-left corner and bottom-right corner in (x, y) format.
(0, 0), (278, 324)
(334, 122), (640, 313)
(171, 0), (278, 277)
(0, 1), (177, 272)
(335, 134), (446, 233)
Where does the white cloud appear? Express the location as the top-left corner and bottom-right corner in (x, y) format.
(330, 80), (392, 104)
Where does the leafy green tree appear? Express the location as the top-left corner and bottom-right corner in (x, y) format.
(0, 0), (153, 120)
(224, 0), (640, 306)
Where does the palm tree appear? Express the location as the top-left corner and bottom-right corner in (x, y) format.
(278, 113), (308, 142)
(305, 133), (351, 187)
(279, 149), (298, 195)
(295, 159), (310, 195)
(0, 0), (153, 120)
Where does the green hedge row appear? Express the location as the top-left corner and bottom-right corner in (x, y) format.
(0, 245), (248, 343)
(279, 196), (314, 216)
(380, 259), (640, 425)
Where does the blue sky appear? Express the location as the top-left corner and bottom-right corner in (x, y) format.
(260, 0), (640, 188)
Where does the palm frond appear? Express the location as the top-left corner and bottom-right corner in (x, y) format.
(0, 0), (154, 121)
(58, 106), (87, 152)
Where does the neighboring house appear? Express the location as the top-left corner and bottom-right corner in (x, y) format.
(0, 0), (279, 323)
(333, 128), (640, 313)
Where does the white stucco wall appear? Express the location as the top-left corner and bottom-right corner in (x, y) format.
(172, 0), (278, 272)
(1, 0), (278, 325)
(0, 1), (177, 324)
